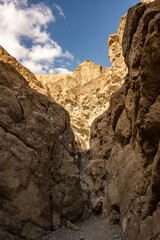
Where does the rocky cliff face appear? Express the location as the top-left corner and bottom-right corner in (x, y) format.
(0, 47), (43, 91)
(35, 17), (127, 149)
(0, 12), (127, 238)
(80, 14), (128, 214)
(1, 0), (160, 239)
(36, 61), (110, 149)
(90, 0), (160, 239)
(0, 47), (86, 240)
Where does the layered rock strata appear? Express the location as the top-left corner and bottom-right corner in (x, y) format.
(89, 1), (160, 239)
(0, 47), (86, 240)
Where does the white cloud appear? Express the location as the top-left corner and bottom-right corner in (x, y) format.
(0, 0), (73, 74)
(49, 68), (72, 74)
(53, 3), (65, 19)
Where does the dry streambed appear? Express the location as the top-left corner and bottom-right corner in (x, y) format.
(39, 215), (127, 240)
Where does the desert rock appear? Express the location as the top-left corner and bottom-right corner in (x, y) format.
(0, 47), (85, 239)
(1, 0), (160, 240)
(89, 0), (160, 239)
(83, 14), (128, 213)
(35, 18), (127, 149)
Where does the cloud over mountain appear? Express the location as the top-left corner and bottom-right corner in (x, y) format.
(0, 0), (73, 73)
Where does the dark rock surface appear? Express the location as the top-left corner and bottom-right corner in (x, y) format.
(0, 48), (86, 239)
(1, 0), (160, 240)
(89, 1), (160, 239)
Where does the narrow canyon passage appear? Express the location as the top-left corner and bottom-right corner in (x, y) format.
(39, 215), (127, 240)
(0, 1), (160, 240)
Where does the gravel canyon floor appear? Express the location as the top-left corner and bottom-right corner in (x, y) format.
(39, 216), (127, 240)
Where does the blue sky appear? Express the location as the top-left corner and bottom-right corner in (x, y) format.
(0, 0), (139, 74)
(48, 0), (140, 70)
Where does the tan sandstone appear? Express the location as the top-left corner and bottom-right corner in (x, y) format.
(35, 15), (127, 150)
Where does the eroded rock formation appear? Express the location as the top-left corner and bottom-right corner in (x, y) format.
(89, 0), (160, 239)
(82, 14), (128, 214)
(0, 47), (86, 240)
(1, 0), (160, 240)
(35, 19), (127, 149)
(0, 13), (127, 238)
(36, 61), (111, 149)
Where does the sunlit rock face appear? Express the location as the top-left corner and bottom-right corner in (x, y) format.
(141, 0), (155, 3)
(0, 46), (43, 91)
(35, 15), (127, 150)
(36, 61), (110, 149)
(89, 0), (160, 239)
(0, 46), (86, 240)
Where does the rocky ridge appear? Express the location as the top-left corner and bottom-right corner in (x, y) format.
(89, 0), (160, 239)
(35, 16), (127, 149)
(0, 47), (43, 91)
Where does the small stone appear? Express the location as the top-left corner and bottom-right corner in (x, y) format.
(114, 234), (118, 238)
(80, 233), (84, 240)
(66, 220), (79, 231)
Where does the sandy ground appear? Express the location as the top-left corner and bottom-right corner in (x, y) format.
(39, 215), (128, 240)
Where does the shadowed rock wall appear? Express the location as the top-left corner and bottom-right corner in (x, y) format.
(83, 14), (128, 214)
(89, 1), (160, 239)
(0, 48), (86, 240)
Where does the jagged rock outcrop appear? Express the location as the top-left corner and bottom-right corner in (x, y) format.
(2, 0), (159, 239)
(32, 14), (127, 215)
(35, 26), (127, 149)
(0, 12), (128, 238)
(90, 1), (160, 239)
(108, 14), (128, 88)
(0, 47), (86, 239)
(0, 47), (43, 91)
(82, 14), (128, 213)
(36, 61), (111, 149)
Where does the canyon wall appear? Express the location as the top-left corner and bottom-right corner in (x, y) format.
(0, 11), (127, 239)
(0, 47), (87, 240)
(35, 17), (127, 149)
(90, 0), (160, 239)
(83, 14), (128, 214)
(1, 0), (160, 240)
